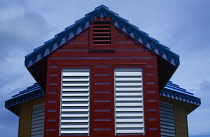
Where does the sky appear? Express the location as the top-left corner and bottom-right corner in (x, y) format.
(0, 0), (210, 137)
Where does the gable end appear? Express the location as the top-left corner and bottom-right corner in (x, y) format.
(25, 5), (180, 68)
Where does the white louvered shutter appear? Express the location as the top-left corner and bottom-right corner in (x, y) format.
(60, 69), (90, 135)
(31, 103), (45, 137)
(160, 102), (175, 137)
(115, 68), (144, 134)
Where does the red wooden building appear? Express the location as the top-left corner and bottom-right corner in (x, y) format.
(5, 5), (200, 137)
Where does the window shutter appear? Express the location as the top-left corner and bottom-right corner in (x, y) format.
(31, 103), (45, 137)
(93, 20), (111, 46)
(160, 102), (175, 137)
(114, 68), (144, 134)
(60, 69), (90, 135)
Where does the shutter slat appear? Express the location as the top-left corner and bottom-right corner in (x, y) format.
(116, 92), (143, 96)
(116, 118), (144, 122)
(116, 87), (142, 91)
(116, 77), (142, 81)
(116, 112), (143, 117)
(61, 114), (89, 117)
(61, 120), (89, 122)
(62, 86), (89, 91)
(116, 129), (144, 133)
(62, 109), (89, 112)
(116, 123), (144, 128)
(62, 98), (89, 101)
(63, 72), (89, 76)
(61, 131), (88, 134)
(62, 93), (89, 96)
(116, 108), (143, 112)
(61, 125), (89, 128)
(116, 97), (143, 101)
(62, 102), (89, 106)
(116, 102), (143, 106)
(115, 72), (142, 76)
(32, 115), (44, 122)
(63, 77), (89, 81)
(116, 82), (142, 86)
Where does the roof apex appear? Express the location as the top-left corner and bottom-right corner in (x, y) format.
(95, 5), (109, 10)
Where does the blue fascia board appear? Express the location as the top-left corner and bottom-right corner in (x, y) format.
(5, 88), (45, 108)
(25, 5), (180, 68)
(160, 88), (201, 106)
(5, 83), (44, 108)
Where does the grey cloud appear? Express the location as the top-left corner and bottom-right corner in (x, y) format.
(0, 0), (50, 59)
(166, 1), (210, 52)
(0, 109), (18, 137)
(188, 80), (210, 135)
(0, 1), (50, 136)
(0, 0), (50, 92)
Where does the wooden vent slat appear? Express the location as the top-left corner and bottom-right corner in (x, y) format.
(94, 28), (110, 30)
(93, 20), (111, 46)
(93, 36), (110, 38)
(94, 39), (110, 42)
(93, 32), (111, 34)
(93, 21), (110, 25)
(94, 26), (110, 28)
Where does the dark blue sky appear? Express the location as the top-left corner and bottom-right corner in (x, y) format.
(1, 0), (210, 136)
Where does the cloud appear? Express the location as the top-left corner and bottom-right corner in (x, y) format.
(0, 2), (49, 54)
(0, 1), (50, 136)
(188, 80), (210, 135)
(159, 1), (210, 95)
(0, 0), (50, 92)
(0, 108), (18, 137)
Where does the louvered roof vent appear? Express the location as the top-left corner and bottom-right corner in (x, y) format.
(93, 20), (111, 46)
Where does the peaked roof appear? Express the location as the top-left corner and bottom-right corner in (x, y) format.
(5, 81), (200, 115)
(25, 5), (180, 67)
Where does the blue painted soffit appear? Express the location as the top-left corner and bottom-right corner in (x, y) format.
(5, 81), (200, 109)
(25, 5), (180, 67)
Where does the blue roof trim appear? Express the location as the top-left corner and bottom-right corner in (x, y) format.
(5, 83), (45, 108)
(5, 81), (200, 109)
(161, 81), (201, 105)
(25, 5), (180, 67)
(165, 81), (193, 96)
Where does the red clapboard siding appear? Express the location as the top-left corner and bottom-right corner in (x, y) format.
(44, 18), (160, 137)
